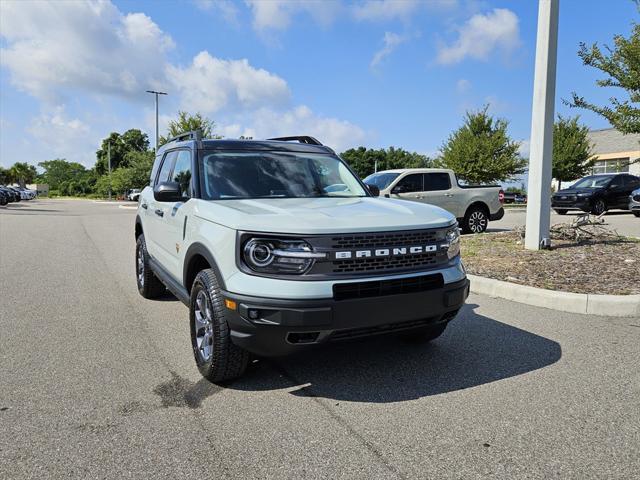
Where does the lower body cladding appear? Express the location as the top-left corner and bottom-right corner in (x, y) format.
(221, 273), (469, 357)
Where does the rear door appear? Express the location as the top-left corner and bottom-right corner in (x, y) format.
(146, 150), (177, 264)
(421, 172), (459, 215)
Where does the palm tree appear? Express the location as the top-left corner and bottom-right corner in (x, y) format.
(9, 162), (37, 187)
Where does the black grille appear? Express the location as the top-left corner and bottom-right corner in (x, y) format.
(332, 251), (443, 274)
(330, 230), (438, 249)
(333, 273), (444, 301)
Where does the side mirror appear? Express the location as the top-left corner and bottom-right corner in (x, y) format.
(154, 181), (183, 202)
(365, 183), (380, 197)
(391, 184), (407, 194)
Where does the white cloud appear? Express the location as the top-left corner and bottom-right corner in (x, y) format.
(166, 51), (291, 114)
(229, 106), (366, 152)
(245, 0), (339, 31)
(370, 32), (408, 68)
(193, 0), (239, 23)
(26, 107), (95, 166)
(0, 1), (173, 102)
(436, 8), (520, 65)
(456, 79), (471, 93)
(353, 0), (456, 22)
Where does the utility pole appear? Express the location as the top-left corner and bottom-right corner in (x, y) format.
(108, 141), (112, 201)
(146, 90), (168, 151)
(525, 0), (559, 250)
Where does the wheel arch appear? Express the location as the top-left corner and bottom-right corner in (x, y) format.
(135, 215), (143, 239)
(464, 201), (490, 218)
(183, 242), (226, 293)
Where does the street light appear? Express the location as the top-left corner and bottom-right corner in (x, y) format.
(146, 90), (167, 151)
(525, 0), (559, 250)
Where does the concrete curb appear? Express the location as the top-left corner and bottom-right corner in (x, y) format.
(467, 274), (640, 317)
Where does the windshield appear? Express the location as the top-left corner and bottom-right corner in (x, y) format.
(571, 175), (614, 189)
(199, 151), (368, 200)
(363, 172), (400, 190)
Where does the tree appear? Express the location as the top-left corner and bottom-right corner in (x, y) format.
(95, 129), (149, 174)
(552, 116), (595, 190)
(436, 107), (526, 184)
(340, 147), (432, 178)
(38, 159), (88, 189)
(159, 111), (220, 146)
(9, 162), (37, 187)
(93, 151), (154, 197)
(0, 166), (9, 184)
(567, 17), (639, 135)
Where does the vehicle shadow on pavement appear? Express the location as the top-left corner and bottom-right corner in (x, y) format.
(229, 303), (562, 403)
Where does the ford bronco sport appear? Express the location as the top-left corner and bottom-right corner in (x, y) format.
(135, 132), (469, 382)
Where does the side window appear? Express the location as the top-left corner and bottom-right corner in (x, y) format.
(149, 154), (163, 185)
(155, 151), (177, 186)
(171, 150), (192, 198)
(629, 176), (640, 188)
(394, 174), (423, 193)
(424, 173), (451, 191)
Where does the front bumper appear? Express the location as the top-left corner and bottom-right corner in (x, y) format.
(551, 196), (591, 210)
(221, 276), (469, 357)
(630, 195), (640, 212)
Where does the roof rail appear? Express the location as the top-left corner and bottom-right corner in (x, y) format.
(164, 130), (202, 145)
(267, 136), (323, 146)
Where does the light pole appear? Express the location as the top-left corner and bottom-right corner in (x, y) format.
(107, 141), (111, 201)
(146, 90), (167, 151)
(525, 0), (559, 250)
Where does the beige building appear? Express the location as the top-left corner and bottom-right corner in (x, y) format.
(588, 128), (640, 176)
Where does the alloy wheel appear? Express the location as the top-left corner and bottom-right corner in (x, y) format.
(136, 245), (145, 287)
(194, 290), (214, 362)
(468, 211), (487, 233)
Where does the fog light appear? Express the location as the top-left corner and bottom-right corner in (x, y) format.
(248, 309), (260, 320)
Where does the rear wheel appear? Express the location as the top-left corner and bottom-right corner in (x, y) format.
(554, 209), (568, 215)
(591, 198), (607, 215)
(136, 234), (165, 299)
(190, 269), (250, 383)
(462, 206), (488, 234)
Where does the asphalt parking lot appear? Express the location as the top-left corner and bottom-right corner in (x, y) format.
(490, 206), (640, 238)
(1, 199), (639, 479)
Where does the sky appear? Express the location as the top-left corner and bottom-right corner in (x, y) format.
(0, 0), (637, 173)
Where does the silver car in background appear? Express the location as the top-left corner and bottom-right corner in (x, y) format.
(630, 188), (640, 218)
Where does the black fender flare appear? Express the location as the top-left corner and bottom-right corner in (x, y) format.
(183, 242), (226, 291)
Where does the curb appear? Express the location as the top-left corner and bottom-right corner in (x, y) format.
(467, 274), (640, 317)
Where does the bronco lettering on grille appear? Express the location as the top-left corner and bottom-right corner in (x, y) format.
(333, 244), (442, 260)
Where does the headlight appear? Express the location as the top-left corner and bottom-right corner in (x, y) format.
(576, 192), (590, 197)
(242, 238), (326, 274)
(444, 226), (461, 260)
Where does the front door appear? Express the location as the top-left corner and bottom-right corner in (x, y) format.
(390, 173), (424, 202)
(146, 150), (177, 267)
(420, 172), (458, 216)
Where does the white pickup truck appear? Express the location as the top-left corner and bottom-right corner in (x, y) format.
(364, 168), (504, 233)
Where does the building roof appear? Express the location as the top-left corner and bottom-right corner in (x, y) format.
(588, 128), (640, 155)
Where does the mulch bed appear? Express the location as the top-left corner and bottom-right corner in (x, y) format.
(461, 230), (640, 295)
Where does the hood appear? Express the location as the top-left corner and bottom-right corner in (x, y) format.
(555, 187), (601, 196)
(193, 197), (456, 234)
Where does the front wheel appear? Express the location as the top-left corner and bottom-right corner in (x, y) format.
(462, 206), (488, 234)
(554, 209), (568, 215)
(190, 269), (250, 383)
(633, 211), (640, 218)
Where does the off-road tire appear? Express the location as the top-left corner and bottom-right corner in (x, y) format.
(400, 322), (448, 343)
(591, 198), (607, 216)
(136, 234), (165, 299)
(462, 206), (488, 234)
(554, 209), (568, 215)
(190, 268), (250, 383)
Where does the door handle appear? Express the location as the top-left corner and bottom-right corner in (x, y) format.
(154, 209), (164, 217)
(445, 193), (454, 197)
(141, 203), (148, 209)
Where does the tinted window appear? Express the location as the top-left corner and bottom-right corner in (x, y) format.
(627, 176), (640, 188)
(171, 150), (192, 198)
(363, 172), (400, 190)
(394, 174), (423, 193)
(156, 151), (177, 185)
(424, 173), (451, 191)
